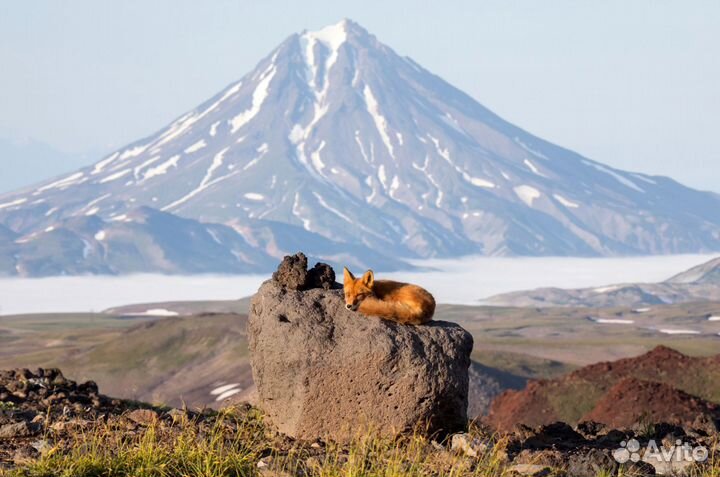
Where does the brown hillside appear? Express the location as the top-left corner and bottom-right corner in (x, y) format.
(486, 346), (720, 431)
(582, 377), (720, 429)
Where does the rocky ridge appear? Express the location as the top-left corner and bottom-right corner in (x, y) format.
(486, 346), (720, 433)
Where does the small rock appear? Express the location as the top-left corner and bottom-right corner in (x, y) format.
(430, 440), (445, 451)
(524, 422), (586, 449)
(78, 380), (99, 395)
(0, 421), (31, 439)
(272, 253), (309, 290)
(597, 429), (628, 446)
(167, 408), (188, 421)
(50, 418), (90, 432)
(567, 449), (619, 477)
(512, 449), (564, 468)
(576, 420), (607, 438)
(271, 252), (337, 291)
(450, 433), (488, 457)
(126, 409), (158, 426)
(305, 456), (322, 469)
(507, 464), (552, 476)
(622, 460), (656, 477)
(12, 446), (38, 466)
(306, 262), (336, 290)
(691, 414), (719, 434)
(30, 439), (53, 456)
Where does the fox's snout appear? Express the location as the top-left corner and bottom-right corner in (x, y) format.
(345, 303), (359, 311)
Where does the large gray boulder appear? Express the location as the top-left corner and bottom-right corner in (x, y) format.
(248, 279), (473, 443)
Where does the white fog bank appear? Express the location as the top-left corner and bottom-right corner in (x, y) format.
(0, 254), (716, 315)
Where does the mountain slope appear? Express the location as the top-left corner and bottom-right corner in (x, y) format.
(0, 207), (408, 276)
(483, 255), (720, 307)
(666, 256), (720, 284)
(1, 19), (719, 273)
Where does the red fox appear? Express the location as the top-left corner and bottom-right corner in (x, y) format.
(343, 267), (436, 325)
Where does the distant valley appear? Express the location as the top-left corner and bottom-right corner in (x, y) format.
(2, 296), (718, 417)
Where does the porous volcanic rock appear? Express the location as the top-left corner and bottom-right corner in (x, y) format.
(272, 252), (337, 290)
(248, 279), (473, 442)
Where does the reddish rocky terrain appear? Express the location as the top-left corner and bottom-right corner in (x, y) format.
(582, 377), (720, 429)
(486, 346), (720, 432)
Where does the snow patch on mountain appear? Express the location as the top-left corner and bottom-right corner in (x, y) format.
(553, 194), (579, 208)
(163, 148), (237, 211)
(514, 137), (549, 160)
(99, 169), (131, 184)
(428, 135), (495, 189)
(242, 145), (268, 171)
(311, 141), (327, 175)
(36, 172), (85, 193)
(0, 198), (28, 210)
(524, 159), (545, 177)
(313, 192), (352, 223)
(184, 139), (207, 154)
(584, 161), (644, 193)
(91, 152), (120, 175)
(142, 155), (180, 181)
(514, 185), (541, 207)
(230, 65), (276, 133)
(292, 193), (311, 231)
(363, 85), (395, 159)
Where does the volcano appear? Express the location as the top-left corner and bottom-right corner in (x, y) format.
(1, 20), (719, 276)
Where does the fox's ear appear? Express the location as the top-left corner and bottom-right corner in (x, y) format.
(361, 270), (374, 288)
(343, 267), (354, 282)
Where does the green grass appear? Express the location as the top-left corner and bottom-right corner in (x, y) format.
(2, 407), (719, 477)
(4, 410), (264, 477)
(1, 409), (511, 477)
(471, 349), (576, 380)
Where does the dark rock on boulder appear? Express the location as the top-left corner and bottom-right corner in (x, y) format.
(272, 252), (309, 290)
(248, 279), (473, 442)
(306, 262), (336, 290)
(272, 252), (338, 291)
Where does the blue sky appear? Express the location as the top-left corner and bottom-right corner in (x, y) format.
(1, 0), (718, 191)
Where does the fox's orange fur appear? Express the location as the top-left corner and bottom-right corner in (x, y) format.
(343, 267), (435, 325)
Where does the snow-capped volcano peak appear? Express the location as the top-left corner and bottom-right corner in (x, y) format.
(301, 19), (350, 50)
(1, 18), (720, 274)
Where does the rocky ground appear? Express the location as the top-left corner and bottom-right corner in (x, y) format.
(0, 367), (162, 468)
(0, 367), (718, 476)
